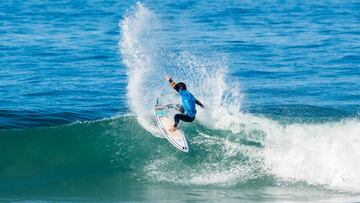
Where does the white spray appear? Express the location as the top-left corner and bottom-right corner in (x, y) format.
(119, 3), (360, 192)
(119, 3), (162, 134)
(119, 3), (245, 134)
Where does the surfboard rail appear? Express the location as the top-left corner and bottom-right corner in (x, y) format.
(154, 104), (189, 152)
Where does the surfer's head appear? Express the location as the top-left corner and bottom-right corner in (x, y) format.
(176, 82), (187, 90)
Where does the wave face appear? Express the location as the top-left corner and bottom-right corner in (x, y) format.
(0, 116), (359, 201)
(117, 3), (360, 194)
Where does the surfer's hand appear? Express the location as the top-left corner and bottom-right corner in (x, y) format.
(165, 75), (171, 81)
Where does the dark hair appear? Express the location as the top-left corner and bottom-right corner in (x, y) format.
(176, 82), (187, 91)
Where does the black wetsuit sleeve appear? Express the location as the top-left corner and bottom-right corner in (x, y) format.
(195, 99), (204, 108)
(168, 78), (179, 92)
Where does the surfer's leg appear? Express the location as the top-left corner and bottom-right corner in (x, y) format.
(174, 114), (195, 127)
(174, 114), (181, 128)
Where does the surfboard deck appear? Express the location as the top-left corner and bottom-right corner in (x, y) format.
(154, 104), (189, 152)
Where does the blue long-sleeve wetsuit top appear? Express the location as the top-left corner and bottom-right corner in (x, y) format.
(179, 89), (196, 118)
(168, 78), (203, 117)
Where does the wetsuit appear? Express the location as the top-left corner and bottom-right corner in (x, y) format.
(168, 78), (203, 128)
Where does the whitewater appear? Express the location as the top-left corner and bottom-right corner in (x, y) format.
(120, 3), (360, 193)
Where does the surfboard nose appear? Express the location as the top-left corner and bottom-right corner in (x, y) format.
(182, 146), (189, 153)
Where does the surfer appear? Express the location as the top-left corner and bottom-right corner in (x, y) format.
(165, 75), (204, 132)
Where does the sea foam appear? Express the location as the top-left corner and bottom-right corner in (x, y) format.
(120, 3), (360, 192)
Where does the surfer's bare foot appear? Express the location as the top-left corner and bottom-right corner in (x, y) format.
(169, 127), (177, 132)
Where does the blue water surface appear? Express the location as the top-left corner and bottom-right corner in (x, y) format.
(0, 0), (359, 128)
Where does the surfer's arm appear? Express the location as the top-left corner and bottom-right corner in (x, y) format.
(165, 76), (179, 92)
(195, 99), (204, 108)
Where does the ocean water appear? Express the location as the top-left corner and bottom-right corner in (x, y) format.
(1, 0), (360, 202)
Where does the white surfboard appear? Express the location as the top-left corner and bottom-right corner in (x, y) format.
(154, 104), (189, 152)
